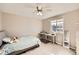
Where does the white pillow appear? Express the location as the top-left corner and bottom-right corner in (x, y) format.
(2, 37), (11, 43)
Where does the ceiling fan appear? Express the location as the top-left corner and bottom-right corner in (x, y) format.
(33, 4), (52, 16)
(35, 5), (43, 16)
(24, 4), (52, 16)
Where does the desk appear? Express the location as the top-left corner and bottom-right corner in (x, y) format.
(39, 33), (56, 43)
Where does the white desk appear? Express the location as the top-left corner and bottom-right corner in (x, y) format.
(39, 33), (56, 43)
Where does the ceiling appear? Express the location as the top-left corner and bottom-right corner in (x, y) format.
(0, 3), (79, 20)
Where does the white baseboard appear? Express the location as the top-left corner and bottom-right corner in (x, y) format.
(56, 42), (63, 46)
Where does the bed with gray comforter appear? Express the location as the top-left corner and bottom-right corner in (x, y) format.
(0, 36), (40, 55)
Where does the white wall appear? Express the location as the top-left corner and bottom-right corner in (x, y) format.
(2, 13), (42, 37)
(0, 12), (2, 30)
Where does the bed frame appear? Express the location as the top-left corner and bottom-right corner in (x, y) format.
(7, 44), (39, 55)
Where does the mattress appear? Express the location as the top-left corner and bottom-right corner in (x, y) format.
(0, 36), (40, 55)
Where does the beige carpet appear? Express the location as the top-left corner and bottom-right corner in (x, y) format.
(22, 42), (75, 55)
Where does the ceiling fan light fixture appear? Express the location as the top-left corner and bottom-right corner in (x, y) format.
(35, 5), (43, 16)
(37, 11), (42, 16)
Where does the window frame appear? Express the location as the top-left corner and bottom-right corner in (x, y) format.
(50, 18), (64, 33)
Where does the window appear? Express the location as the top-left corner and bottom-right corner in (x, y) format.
(51, 20), (56, 32)
(51, 19), (64, 32)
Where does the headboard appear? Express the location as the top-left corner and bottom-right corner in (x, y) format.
(0, 30), (6, 46)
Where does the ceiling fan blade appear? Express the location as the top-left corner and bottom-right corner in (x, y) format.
(42, 8), (52, 12)
(46, 8), (52, 11)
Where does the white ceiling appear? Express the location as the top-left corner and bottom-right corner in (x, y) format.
(0, 3), (79, 19)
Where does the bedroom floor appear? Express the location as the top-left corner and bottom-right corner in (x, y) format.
(22, 42), (75, 55)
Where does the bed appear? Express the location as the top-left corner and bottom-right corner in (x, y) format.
(0, 36), (41, 55)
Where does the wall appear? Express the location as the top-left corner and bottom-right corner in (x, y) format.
(76, 10), (79, 54)
(42, 9), (79, 49)
(0, 12), (2, 30)
(64, 10), (79, 49)
(2, 13), (42, 37)
(42, 19), (50, 33)
(0, 12), (2, 46)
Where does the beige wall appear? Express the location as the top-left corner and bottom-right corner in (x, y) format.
(42, 9), (79, 49)
(2, 13), (42, 37)
(76, 10), (79, 54)
(64, 10), (79, 49)
(42, 19), (50, 33)
(0, 12), (2, 30)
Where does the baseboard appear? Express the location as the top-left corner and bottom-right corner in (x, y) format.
(55, 42), (63, 46)
(70, 46), (76, 50)
(69, 46), (76, 54)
